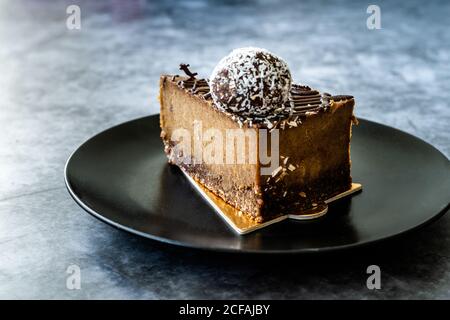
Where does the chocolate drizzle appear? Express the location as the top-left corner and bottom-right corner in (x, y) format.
(289, 84), (326, 115)
(177, 77), (210, 95)
(170, 74), (353, 128)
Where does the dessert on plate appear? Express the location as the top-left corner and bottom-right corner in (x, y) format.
(159, 47), (357, 225)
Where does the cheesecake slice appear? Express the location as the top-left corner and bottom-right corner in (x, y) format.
(160, 48), (356, 223)
(160, 75), (355, 222)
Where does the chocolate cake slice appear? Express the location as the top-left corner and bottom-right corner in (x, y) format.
(159, 48), (356, 223)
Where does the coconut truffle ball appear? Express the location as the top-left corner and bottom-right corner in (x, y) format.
(209, 47), (292, 119)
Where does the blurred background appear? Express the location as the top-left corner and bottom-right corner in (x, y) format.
(0, 0), (449, 299)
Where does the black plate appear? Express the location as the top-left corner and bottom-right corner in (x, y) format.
(65, 115), (450, 254)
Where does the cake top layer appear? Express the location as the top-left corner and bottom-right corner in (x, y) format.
(166, 46), (353, 128)
(165, 70), (353, 129)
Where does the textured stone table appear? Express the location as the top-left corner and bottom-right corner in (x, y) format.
(1, 0), (449, 299)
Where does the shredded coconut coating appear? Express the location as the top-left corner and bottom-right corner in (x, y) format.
(209, 47), (292, 121)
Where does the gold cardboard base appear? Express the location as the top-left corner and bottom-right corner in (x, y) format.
(182, 170), (362, 235)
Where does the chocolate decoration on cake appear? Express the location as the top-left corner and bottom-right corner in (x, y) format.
(209, 47), (292, 120)
(289, 84), (325, 115)
(176, 77), (209, 95)
(179, 63), (198, 79)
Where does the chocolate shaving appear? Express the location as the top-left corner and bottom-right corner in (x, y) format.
(179, 63), (198, 79)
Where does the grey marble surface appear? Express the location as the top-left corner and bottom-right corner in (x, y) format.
(1, 0), (449, 299)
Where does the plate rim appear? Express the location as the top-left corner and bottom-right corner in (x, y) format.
(64, 115), (450, 254)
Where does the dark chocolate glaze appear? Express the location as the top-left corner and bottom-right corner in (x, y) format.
(170, 75), (353, 126)
(330, 95), (354, 101)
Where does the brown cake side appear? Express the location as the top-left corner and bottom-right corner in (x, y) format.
(159, 75), (355, 222)
(259, 98), (354, 217)
(160, 76), (263, 217)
